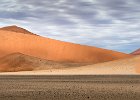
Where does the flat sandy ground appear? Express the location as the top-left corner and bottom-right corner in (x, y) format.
(0, 75), (140, 100)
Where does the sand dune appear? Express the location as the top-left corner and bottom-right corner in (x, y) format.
(0, 53), (88, 72)
(131, 48), (140, 55)
(0, 26), (130, 64)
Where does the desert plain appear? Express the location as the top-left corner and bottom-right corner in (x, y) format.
(0, 75), (140, 100)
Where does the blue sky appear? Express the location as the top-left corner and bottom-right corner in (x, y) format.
(0, 0), (140, 53)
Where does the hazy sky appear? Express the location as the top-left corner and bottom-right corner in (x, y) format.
(0, 0), (140, 53)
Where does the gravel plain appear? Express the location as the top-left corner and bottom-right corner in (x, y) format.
(0, 75), (140, 100)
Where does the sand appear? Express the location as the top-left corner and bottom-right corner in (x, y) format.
(1, 55), (139, 75)
(0, 53), (89, 72)
(39, 55), (139, 75)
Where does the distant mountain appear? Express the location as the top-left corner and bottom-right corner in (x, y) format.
(0, 25), (130, 65)
(0, 25), (37, 35)
(131, 48), (140, 55)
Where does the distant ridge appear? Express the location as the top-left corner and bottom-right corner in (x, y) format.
(131, 48), (140, 55)
(0, 25), (37, 36)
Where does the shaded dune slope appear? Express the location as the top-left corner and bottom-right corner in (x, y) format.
(0, 29), (130, 64)
(131, 48), (140, 55)
(0, 53), (88, 72)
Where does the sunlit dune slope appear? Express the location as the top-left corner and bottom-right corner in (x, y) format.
(131, 48), (140, 55)
(0, 27), (130, 63)
(0, 53), (88, 72)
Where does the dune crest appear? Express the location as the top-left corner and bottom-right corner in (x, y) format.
(0, 25), (37, 36)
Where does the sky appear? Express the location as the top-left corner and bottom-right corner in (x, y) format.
(0, 0), (140, 53)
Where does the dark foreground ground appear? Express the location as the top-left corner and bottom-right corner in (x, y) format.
(0, 75), (140, 100)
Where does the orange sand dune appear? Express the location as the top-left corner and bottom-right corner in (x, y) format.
(0, 26), (130, 64)
(131, 48), (140, 55)
(0, 53), (88, 72)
